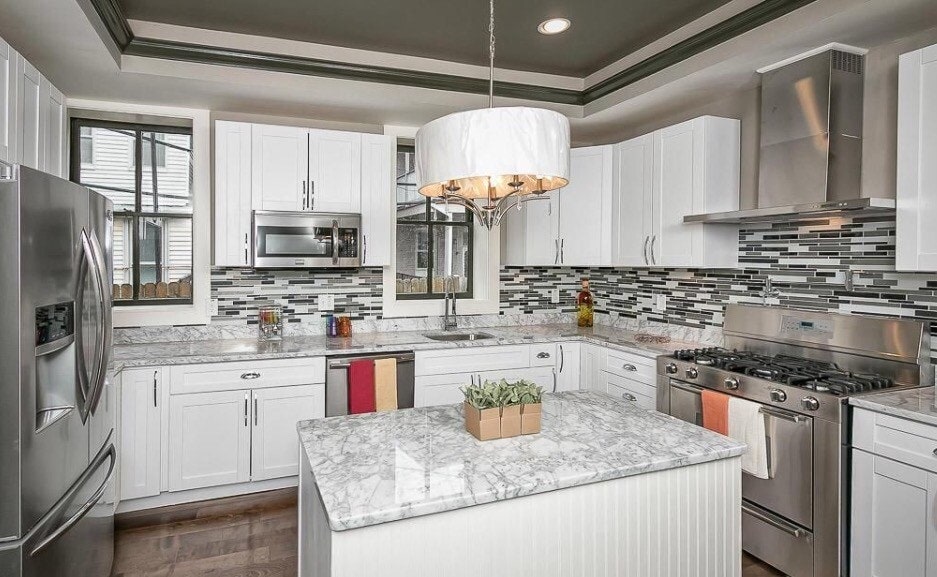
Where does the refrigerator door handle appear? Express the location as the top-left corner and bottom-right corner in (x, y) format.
(29, 440), (117, 557)
(86, 229), (112, 418)
(74, 229), (98, 411)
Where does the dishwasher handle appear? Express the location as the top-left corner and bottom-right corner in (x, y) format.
(328, 354), (415, 369)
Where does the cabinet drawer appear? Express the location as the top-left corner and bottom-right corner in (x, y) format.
(853, 408), (937, 474)
(606, 379), (655, 410)
(415, 373), (474, 408)
(604, 349), (655, 381)
(169, 357), (326, 395)
(529, 343), (556, 367)
(415, 345), (530, 376)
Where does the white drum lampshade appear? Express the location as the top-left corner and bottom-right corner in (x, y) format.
(415, 107), (570, 202)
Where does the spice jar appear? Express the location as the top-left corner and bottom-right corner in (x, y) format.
(337, 316), (352, 337)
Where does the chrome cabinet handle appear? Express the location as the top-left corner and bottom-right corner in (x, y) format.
(559, 345), (565, 373)
(302, 181), (307, 210)
(310, 181), (315, 210)
(560, 239), (564, 263)
(240, 372), (261, 380)
(244, 393), (249, 426)
(363, 234), (367, 264)
(622, 392), (637, 402)
(254, 395), (258, 426)
(642, 236), (649, 265)
(332, 219), (339, 265)
(536, 352), (551, 359)
(932, 448), (937, 457)
(244, 233), (249, 265)
(552, 368), (557, 393)
(153, 371), (158, 407)
(650, 235), (657, 265)
(622, 363), (637, 372)
(554, 239), (559, 264)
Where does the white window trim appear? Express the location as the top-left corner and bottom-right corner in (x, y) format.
(381, 125), (500, 318)
(68, 99), (211, 327)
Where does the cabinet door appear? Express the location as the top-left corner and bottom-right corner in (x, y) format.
(897, 45), (937, 271)
(613, 135), (654, 266)
(40, 76), (65, 178)
(16, 55), (40, 170)
(252, 384), (325, 481)
(251, 124), (307, 212)
(168, 390), (251, 491)
(482, 366), (556, 392)
(360, 134), (393, 266)
(651, 121), (696, 267)
(558, 145), (613, 266)
(0, 39), (14, 164)
(579, 344), (606, 392)
(308, 129), (361, 212)
(415, 373), (475, 408)
(119, 368), (162, 500)
(851, 449), (937, 577)
(214, 121), (253, 266)
(603, 372), (656, 410)
(522, 191), (561, 265)
(556, 342), (581, 391)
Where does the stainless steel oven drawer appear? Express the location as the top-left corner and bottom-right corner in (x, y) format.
(742, 500), (814, 577)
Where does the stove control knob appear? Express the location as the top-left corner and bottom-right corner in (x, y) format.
(685, 368), (699, 379)
(665, 363), (678, 375)
(723, 377), (740, 390)
(769, 388), (788, 403)
(801, 396), (820, 411)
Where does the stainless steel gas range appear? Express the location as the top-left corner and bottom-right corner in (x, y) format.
(656, 304), (933, 577)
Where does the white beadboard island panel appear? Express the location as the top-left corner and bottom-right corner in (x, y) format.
(300, 456), (742, 577)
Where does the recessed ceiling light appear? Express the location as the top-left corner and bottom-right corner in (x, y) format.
(538, 18), (571, 35)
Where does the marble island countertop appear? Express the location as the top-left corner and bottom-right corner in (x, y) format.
(111, 323), (705, 371)
(850, 387), (937, 427)
(298, 390), (746, 531)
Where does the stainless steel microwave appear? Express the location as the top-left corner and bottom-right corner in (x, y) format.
(252, 212), (361, 268)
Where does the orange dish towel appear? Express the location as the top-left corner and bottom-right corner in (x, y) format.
(373, 358), (398, 412)
(701, 389), (729, 435)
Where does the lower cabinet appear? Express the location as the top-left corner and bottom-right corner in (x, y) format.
(168, 384), (324, 491)
(555, 342), (580, 392)
(415, 366), (555, 408)
(579, 344), (607, 392)
(119, 368), (163, 500)
(602, 372), (656, 410)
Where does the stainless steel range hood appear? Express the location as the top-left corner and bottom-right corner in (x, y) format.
(685, 47), (896, 224)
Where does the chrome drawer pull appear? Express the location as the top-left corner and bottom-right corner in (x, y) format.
(932, 448), (937, 457)
(622, 364), (637, 371)
(240, 372), (261, 380)
(622, 392), (637, 402)
(536, 352), (551, 359)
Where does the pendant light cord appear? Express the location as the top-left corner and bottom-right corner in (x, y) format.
(488, 0), (495, 108)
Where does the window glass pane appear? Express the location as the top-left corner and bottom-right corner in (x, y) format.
(432, 226), (470, 294)
(141, 132), (193, 214)
(432, 202), (469, 222)
(395, 146), (424, 222)
(396, 224), (429, 295)
(137, 217), (193, 300)
(112, 215), (134, 301)
(76, 126), (136, 212)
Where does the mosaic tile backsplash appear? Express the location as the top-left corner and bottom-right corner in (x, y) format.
(116, 215), (937, 358)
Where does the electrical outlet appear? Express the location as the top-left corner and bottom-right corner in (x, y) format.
(208, 299), (219, 316)
(551, 288), (560, 304)
(655, 294), (667, 311)
(318, 294), (335, 311)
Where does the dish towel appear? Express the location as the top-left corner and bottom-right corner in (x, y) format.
(373, 358), (398, 412)
(701, 389), (729, 435)
(348, 360), (376, 414)
(728, 396), (770, 479)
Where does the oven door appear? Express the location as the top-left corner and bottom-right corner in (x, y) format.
(253, 212), (360, 268)
(666, 379), (814, 529)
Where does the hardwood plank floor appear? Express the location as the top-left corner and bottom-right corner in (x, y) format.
(112, 488), (787, 576)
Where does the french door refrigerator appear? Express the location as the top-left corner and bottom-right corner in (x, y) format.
(0, 165), (117, 577)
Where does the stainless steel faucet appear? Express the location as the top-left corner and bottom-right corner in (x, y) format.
(443, 279), (458, 331)
(758, 277), (780, 304)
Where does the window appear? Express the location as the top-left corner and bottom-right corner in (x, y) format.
(395, 145), (473, 299)
(70, 119), (194, 306)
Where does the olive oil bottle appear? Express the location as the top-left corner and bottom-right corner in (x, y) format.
(577, 278), (594, 327)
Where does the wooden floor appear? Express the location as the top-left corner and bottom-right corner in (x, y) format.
(112, 488), (786, 576)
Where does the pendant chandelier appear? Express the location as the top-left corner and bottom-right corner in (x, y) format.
(414, 0), (571, 230)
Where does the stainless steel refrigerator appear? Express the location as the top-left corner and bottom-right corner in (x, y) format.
(0, 165), (117, 577)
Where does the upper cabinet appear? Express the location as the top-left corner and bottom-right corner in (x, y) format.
(215, 121), (253, 267)
(504, 115), (740, 269)
(308, 129), (361, 213)
(897, 43), (937, 271)
(16, 55), (41, 171)
(40, 76), (65, 178)
(359, 134), (393, 266)
(0, 38), (15, 165)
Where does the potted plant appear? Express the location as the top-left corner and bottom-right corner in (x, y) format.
(517, 381), (543, 435)
(498, 379), (522, 438)
(461, 380), (545, 440)
(462, 381), (502, 441)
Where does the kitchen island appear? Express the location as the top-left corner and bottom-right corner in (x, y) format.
(297, 390), (745, 577)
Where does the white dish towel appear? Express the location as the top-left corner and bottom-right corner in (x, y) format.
(727, 397), (770, 479)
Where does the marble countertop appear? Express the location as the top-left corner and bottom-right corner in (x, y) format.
(111, 323), (703, 372)
(850, 387), (937, 427)
(298, 390), (746, 531)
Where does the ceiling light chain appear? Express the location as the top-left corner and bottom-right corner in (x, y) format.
(488, 0), (495, 108)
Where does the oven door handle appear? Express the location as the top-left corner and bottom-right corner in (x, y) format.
(759, 406), (809, 424)
(670, 381), (703, 394)
(741, 502), (809, 539)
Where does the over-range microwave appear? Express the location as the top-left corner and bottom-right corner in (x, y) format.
(252, 211), (361, 268)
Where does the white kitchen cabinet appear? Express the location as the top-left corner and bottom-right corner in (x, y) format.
(555, 342), (580, 391)
(119, 368), (163, 500)
(851, 449), (937, 577)
(360, 134), (393, 266)
(612, 134), (654, 266)
(168, 389), (252, 491)
(252, 123), (308, 212)
(40, 76), (65, 178)
(415, 373), (474, 407)
(897, 43), (937, 271)
(579, 344), (606, 392)
(16, 54), (40, 170)
(251, 384), (324, 481)
(308, 128), (361, 212)
(500, 189), (559, 266)
(557, 145), (614, 266)
(603, 372), (656, 410)
(214, 120), (253, 266)
(0, 38), (15, 165)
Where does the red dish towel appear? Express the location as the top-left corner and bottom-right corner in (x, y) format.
(348, 360), (376, 414)
(701, 389), (729, 435)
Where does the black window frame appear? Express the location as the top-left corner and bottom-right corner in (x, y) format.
(396, 145), (474, 301)
(69, 118), (194, 307)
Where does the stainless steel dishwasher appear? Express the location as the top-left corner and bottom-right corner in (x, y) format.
(325, 351), (415, 416)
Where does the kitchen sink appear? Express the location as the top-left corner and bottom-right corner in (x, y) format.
(423, 332), (495, 342)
